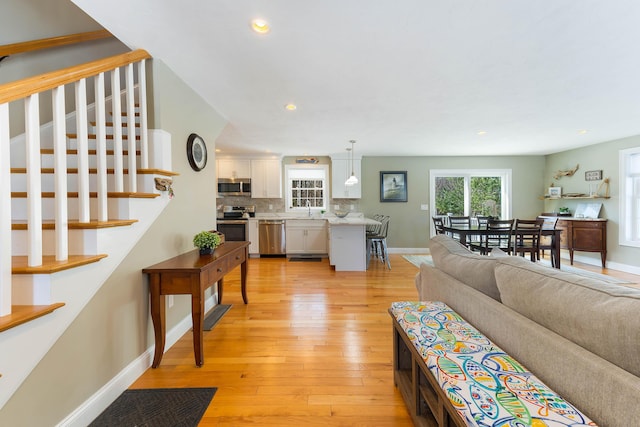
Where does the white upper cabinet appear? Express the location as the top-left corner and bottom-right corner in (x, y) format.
(217, 159), (251, 179)
(331, 154), (362, 199)
(251, 158), (282, 198)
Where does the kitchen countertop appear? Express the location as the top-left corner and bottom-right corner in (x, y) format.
(252, 212), (379, 225)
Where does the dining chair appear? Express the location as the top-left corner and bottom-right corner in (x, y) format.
(367, 215), (391, 270)
(537, 216), (558, 266)
(513, 218), (544, 262)
(432, 216), (446, 235)
(447, 216), (471, 245)
(469, 219), (514, 255)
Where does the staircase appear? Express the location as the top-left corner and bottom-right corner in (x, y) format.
(0, 50), (176, 409)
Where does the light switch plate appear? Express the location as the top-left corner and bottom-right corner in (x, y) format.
(420, 204), (429, 211)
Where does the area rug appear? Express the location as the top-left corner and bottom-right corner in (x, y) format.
(204, 304), (231, 331)
(289, 257), (322, 262)
(89, 387), (216, 427)
(402, 254), (633, 284)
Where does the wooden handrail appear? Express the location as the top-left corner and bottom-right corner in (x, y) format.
(0, 30), (112, 57)
(0, 49), (151, 104)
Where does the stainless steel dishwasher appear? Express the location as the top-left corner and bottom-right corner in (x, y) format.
(259, 220), (286, 255)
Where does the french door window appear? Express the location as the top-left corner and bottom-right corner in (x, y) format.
(429, 169), (512, 234)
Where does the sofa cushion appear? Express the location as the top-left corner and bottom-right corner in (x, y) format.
(428, 235), (501, 301)
(495, 256), (640, 378)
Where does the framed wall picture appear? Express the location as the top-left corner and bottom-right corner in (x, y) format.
(548, 187), (562, 199)
(380, 171), (407, 202)
(585, 170), (603, 181)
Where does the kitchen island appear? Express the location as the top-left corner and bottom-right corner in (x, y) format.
(327, 216), (380, 271)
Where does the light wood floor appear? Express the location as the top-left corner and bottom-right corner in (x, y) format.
(131, 253), (640, 426)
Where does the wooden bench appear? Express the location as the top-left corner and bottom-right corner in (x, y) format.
(389, 301), (595, 427)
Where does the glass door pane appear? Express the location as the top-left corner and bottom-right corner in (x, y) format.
(471, 176), (502, 218)
(435, 177), (464, 216)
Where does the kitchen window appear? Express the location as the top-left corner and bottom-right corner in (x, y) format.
(620, 147), (640, 247)
(285, 164), (328, 212)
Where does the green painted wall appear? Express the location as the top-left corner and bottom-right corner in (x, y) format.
(545, 135), (640, 267)
(360, 156), (546, 249)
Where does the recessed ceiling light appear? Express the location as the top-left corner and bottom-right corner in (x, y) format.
(578, 129), (588, 135)
(477, 131), (487, 136)
(285, 103), (297, 111)
(251, 19), (270, 34)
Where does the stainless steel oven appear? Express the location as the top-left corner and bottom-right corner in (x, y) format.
(216, 205), (255, 241)
(216, 219), (248, 241)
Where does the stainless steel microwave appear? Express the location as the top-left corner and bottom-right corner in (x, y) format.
(217, 178), (251, 196)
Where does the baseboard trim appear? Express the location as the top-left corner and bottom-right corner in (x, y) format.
(58, 294), (217, 427)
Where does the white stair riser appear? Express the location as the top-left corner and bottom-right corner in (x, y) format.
(11, 275), (52, 305)
(10, 175), (162, 221)
(11, 229), (99, 256)
(11, 172), (138, 193)
(38, 153), (139, 169)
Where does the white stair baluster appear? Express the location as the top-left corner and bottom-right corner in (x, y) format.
(125, 63), (137, 192)
(138, 59), (149, 169)
(111, 67), (124, 192)
(94, 72), (108, 221)
(52, 85), (68, 261)
(25, 93), (43, 267)
(75, 78), (90, 223)
(0, 103), (11, 316)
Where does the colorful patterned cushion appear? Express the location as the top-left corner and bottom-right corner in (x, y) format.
(390, 301), (596, 426)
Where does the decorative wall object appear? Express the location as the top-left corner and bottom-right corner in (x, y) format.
(553, 164), (579, 180)
(585, 170), (603, 181)
(380, 171), (407, 202)
(295, 157), (318, 164)
(548, 187), (562, 198)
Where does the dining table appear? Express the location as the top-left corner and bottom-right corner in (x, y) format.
(441, 224), (562, 268)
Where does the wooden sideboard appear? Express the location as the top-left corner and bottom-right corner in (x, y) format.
(553, 218), (607, 268)
(142, 241), (249, 368)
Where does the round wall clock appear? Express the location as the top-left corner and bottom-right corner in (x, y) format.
(186, 133), (207, 171)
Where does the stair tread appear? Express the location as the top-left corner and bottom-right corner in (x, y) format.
(0, 303), (66, 333)
(11, 219), (138, 230)
(11, 167), (177, 176)
(11, 191), (160, 199)
(66, 133), (140, 140)
(12, 254), (108, 274)
(90, 121), (139, 127)
(39, 148), (140, 155)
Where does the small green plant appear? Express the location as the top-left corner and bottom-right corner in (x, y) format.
(193, 231), (221, 250)
(559, 207), (570, 213)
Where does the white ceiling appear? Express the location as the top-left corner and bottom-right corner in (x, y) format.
(72, 0), (640, 157)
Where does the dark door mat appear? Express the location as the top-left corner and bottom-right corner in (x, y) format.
(289, 257), (322, 262)
(90, 387), (216, 427)
(204, 304), (231, 331)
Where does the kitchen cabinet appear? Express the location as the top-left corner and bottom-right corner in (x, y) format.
(330, 154), (362, 199)
(285, 219), (327, 255)
(217, 159), (251, 179)
(554, 218), (607, 268)
(248, 218), (260, 255)
(251, 159), (282, 198)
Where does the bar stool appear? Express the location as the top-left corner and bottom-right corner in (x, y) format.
(367, 215), (391, 270)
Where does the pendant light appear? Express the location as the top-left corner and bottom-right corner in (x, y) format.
(345, 140), (359, 186)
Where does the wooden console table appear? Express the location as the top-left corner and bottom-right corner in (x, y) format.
(142, 241), (249, 368)
(546, 217), (607, 268)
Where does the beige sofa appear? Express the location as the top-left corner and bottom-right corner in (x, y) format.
(416, 235), (640, 427)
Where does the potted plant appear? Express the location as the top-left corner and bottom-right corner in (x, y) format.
(193, 231), (222, 255)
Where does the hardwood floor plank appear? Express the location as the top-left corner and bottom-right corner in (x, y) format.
(131, 254), (417, 425)
(131, 253), (639, 425)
